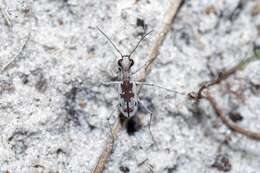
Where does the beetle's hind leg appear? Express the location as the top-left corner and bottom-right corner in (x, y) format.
(138, 99), (158, 149)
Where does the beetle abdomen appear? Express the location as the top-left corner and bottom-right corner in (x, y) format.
(118, 80), (138, 118)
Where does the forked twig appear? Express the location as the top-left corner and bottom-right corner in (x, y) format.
(91, 1), (184, 173)
(189, 53), (260, 140)
(189, 54), (260, 100)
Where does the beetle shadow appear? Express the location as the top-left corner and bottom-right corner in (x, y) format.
(119, 113), (142, 135)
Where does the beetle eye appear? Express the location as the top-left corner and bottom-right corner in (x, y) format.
(118, 59), (122, 67)
(130, 59), (134, 67)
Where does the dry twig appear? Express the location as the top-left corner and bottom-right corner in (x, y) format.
(189, 53), (260, 140)
(207, 93), (260, 140)
(0, 0), (12, 26)
(138, 1), (184, 81)
(189, 54), (260, 100)
(1, 33), (31, 73)
(91, 1), (184, 173)
(90, 119), (121, 173)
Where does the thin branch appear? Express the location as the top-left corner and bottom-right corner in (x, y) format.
(90, 119), (121, 173)
(207, 93), (260, 140)
(138, 0), (184, 82)
(188, 54), (260, 100)
(0, 0), (12, 27)
(188, 52), (260, 140)
(1, 33), (31, 72)
(91, 1), (184, 173)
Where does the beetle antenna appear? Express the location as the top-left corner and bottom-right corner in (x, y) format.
(129, 30), (153, 57)
(97, 27), (123, 57)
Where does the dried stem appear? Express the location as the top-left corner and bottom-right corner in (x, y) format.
(189, 53), (260, 140)
(189, 54), (260, 100)
(91, 1), (184, 173)
(90, 119), (121, 173)
(0, 0), (12, 27)
(1, 33), (31, 72)
(207, 93), (260, 140)
(138, 0), (183, 82)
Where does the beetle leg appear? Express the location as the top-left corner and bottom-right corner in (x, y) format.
(138, 99), (158, 149)
(136, 82), (186, 95)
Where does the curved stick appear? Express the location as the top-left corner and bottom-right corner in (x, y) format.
(207, 93), (260, 140)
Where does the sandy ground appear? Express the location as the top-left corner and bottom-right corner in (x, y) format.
(0, 0), (260, 173)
